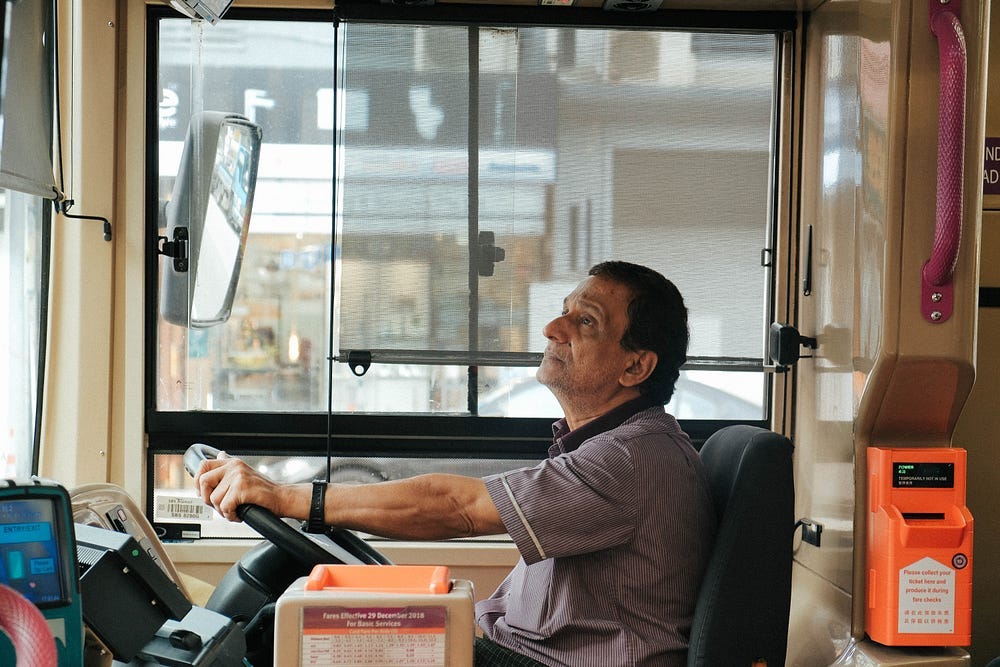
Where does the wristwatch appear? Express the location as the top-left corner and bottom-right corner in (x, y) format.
(307, 480), (328, 534)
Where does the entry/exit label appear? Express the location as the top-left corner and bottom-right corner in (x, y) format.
(898, 557), (955, 633)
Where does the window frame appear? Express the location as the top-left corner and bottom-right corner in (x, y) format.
(32, 203), (52, 474)
(143, 4), (792, 511)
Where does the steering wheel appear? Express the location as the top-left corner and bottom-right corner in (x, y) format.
(183, 443), (391, 568)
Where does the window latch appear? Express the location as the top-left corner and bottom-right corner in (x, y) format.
(477, 231), (505, 277)
(158, 227), (189, 272)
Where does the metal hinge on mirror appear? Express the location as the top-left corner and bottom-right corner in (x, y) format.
(158, 227), (189, 273)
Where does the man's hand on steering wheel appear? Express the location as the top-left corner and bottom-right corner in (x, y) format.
(184, 443), (391, 567)
(194, 452), (297, 523)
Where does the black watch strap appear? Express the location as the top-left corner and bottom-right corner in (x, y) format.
(307, 480), (328, 534)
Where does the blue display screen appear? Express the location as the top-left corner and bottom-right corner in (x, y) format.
(0, 498), (67, 605)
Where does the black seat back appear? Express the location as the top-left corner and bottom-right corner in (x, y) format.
(688, 425), (794, 667)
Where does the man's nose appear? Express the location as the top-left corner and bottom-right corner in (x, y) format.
(543, 315), (567, 341)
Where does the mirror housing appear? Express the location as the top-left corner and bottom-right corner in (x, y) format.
(159, 111), (262, 328)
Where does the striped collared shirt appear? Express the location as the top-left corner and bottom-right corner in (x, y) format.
(476, 396), (717, 667)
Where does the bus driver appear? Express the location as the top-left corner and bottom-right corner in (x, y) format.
(194, 260), (717, 667)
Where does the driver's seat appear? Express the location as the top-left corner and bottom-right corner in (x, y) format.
(687, 425), (794, 667)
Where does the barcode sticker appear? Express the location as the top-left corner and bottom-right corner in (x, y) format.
(156, 495), (216, 521)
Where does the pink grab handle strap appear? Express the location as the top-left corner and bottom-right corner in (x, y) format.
(922, 0), (966, 323)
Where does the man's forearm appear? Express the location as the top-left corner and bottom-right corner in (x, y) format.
(310, 473), (505, 540)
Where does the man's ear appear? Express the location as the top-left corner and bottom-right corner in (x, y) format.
(620, 349), (658, 388)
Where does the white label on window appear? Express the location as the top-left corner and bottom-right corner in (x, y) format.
(898, 556), (955, 633)
(155, 495), (216, 522)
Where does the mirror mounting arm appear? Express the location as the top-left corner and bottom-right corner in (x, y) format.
(477, 231), (506, 277)
(158, 227), (189, 273)
(768, 322), (817, 370)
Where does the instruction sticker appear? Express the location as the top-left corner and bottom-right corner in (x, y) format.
(898, 557), (955, 633)
(301, 606), (447, 666)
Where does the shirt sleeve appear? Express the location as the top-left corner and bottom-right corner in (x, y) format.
(483, 435), (638, 565)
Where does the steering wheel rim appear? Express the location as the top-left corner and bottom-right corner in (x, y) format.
(184, 443), (390, 567)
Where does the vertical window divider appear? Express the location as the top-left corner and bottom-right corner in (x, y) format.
(325, 16), (343, 479)
(467, 25), (480, 413)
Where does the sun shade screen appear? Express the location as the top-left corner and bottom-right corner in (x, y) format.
(336, 23), (535, 358)
(335, 23), (777, 362)
(0, 0), (57, 199)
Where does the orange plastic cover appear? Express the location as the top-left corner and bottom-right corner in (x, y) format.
(304, 564), (452, 595)
(866, 447), (973, 647)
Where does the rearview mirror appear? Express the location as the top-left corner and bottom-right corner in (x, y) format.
(159, 111), (262, 328)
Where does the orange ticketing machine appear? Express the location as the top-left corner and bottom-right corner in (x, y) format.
(866, 447), (973, 646)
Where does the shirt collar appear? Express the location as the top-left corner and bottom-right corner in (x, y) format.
(550, 394), (661, 454)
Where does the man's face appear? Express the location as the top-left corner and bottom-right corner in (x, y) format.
(536, 275), (638, 410)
